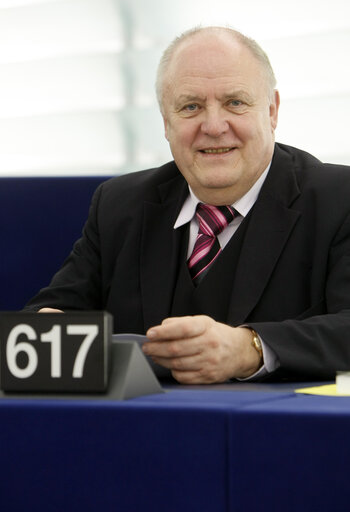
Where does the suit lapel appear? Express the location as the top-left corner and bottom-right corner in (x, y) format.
(140, 171), (188, 330)
(227, 144), (301, 324)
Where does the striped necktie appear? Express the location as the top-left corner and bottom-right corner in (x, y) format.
(188, 203), (235, 285)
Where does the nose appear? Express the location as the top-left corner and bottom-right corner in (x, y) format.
(200, 108), (229, 137)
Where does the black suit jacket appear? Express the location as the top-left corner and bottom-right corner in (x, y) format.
(26, 143), (350, 379)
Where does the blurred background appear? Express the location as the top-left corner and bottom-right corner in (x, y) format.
(1, 0), (350, 177)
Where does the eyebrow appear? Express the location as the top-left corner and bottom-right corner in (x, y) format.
(174, 94), (206, 108)
(174, 90), (254, 108)
(221, 90), (254, 103)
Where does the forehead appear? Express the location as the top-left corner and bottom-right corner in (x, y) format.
(166, 34), (265, 94)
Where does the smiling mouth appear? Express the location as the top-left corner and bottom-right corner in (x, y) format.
(200, 147), (233, 154)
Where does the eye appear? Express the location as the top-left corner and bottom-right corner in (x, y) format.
(183, 103), (199, 112)
(229, 99), (243, 107)
(226, 98), (249, 114)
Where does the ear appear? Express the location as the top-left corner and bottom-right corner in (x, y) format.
(163, 115), (169, 141)
(270, 90), (280, 131)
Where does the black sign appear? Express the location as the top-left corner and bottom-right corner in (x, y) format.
(0, 311), (112, 392)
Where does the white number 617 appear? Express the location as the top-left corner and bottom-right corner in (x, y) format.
(6, 324), (99, 379)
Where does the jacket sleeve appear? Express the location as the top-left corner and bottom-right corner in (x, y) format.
(250, 211), (350, 380)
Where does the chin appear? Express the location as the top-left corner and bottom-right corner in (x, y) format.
(200, 175), (239, 190)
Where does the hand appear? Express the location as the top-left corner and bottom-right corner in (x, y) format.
(38, 308), (64, 313)
(143, 315), (263, 384)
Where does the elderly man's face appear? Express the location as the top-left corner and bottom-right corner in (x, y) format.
(161, 34), (279, 205)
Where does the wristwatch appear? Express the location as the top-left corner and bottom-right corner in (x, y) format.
(249, 328), (263, 359)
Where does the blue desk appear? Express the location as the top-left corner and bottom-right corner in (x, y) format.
(0, 384), (349, 512)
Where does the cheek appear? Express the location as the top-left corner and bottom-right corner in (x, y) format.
(240, 120), (271, 150)
(233, 111), (271, 139)
(228, 116), (254, 141)
(170, 124), (196, 151)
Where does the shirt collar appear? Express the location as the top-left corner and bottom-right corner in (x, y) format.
(174, 163), (271, 229)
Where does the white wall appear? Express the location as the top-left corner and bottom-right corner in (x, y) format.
(1, 0), (349, 176)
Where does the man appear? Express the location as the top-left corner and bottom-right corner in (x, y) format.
(25, 27), (350, 384)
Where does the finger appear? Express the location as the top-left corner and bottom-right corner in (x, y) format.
(38, 308), (64, 313)
(171, 369), (214, 385)
(151, 354), (202, 371)
(142, 338), (202, 358)
(146, 316), (207, 341)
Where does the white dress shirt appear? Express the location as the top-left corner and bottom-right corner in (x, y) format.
(173, 165), (279, 379)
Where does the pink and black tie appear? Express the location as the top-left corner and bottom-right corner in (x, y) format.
(188, 203), (235, 285)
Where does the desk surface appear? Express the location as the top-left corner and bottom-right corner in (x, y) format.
(1, 382), (349, 512)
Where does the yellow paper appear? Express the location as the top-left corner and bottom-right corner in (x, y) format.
(295, 383), (350, 396)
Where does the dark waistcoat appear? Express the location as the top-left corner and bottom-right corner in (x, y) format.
(171, 215), (251, 323)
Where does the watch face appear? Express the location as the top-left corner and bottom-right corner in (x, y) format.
(250, 329), (263, 358)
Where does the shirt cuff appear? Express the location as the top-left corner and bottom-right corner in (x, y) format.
(237, 331), (280, 381)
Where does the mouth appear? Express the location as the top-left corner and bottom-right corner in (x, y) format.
(199, 147), (234, 154)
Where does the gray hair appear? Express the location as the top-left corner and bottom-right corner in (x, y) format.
(156, 26), (277, 113)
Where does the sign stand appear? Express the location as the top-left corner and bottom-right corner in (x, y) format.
(108, 340), (164, 400)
